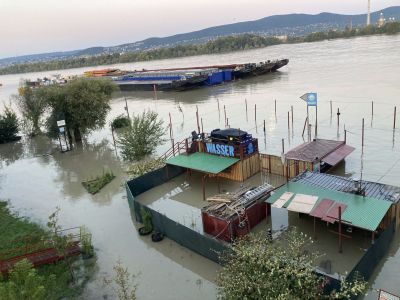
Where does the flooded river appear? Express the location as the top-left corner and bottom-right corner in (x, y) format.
(1, 34), (400, 299)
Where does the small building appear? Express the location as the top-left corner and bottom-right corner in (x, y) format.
(261, 138), (355, 178)
(164, 128), (260, 200)
(201, 184), (274, 242)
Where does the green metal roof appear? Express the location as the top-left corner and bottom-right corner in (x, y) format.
(166, 152), (239, 174)
(267, 182), (392, 231)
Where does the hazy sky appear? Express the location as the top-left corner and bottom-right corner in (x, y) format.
(0, 0), (398, 58)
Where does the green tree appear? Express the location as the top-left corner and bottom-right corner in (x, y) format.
(117, 111), (166, 161)
(217, 228), (367, 300)
(14, 86), (47, 135)
(0, 106), (19, 144)
(39, 77), (117, 142)
(0, 259), (52, 300)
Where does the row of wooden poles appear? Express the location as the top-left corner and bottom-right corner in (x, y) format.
(162, 99), (397, 152)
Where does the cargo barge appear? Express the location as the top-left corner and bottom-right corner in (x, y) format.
(85, 58), (289, 91)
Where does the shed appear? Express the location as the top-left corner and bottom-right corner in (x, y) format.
(285, 139), (355, 169)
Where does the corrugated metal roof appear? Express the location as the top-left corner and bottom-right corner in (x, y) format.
(266, 181), (392, 231)
(285, 139), (346, 162)
(322, 144), (355, 166)
(293, 172), (400, 203)
(166, 152), (239, 174)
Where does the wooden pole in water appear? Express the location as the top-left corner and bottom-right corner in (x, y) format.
(224, 105), (227, 126)
(263, 120), (266, 132)
(291, 105), (294, 128)
(245, 99), (248, 114)
(282, 138), (285, 154)
(217, 98), (220, 112)
(226, 118), (229, 127)
(169, 112), (173, 139)
(372, 101), (374, 117)
(337, 108), (340, 129)
(315, 105), (318, 137)
(196, 106), (200, 133)
(362, 118), (365, 151)
(344, 129), (347, 143)
(338, 206), (342, 253)
(287, 111), (290, 130)
(302, 117), (308, 138)
(201, 118), (204, 133)
(124, 98), (130, 119)
(330, 100), (332, 116)
(307, 105), (310, 140)
(394, 106), (397, 129)
(274, 99), (277, 116)
(255, 104), (257, 122)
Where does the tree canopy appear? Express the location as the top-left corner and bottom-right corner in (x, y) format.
(37, 77), (117, 141)
(217, 228), (367, 300)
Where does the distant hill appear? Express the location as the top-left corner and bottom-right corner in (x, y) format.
(1, 6), (399, 67)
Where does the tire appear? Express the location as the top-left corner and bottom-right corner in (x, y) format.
(138, 227), (152, 236)
(151, 232), (164, 242)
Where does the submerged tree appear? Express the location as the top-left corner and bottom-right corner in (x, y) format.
(117, 111), (166, 161)
(0, 106), (19, 144)
(38, 77), (117, 142)
(217, 228), (367, 300)
(14, 86), (47, 135)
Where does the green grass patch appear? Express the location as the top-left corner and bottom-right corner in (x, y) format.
(82, 169), (115, 194)
(0, 201), (46, 257)
(0, 201), (96, 299)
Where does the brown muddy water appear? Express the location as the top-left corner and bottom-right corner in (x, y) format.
(1, 34), (400, 299)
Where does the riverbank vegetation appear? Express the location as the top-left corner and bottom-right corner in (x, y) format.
(0, 201), (95, 299)
(217, 228), (367, 299)
(0, 107), (19, 144)
(1, 22), (399, 75)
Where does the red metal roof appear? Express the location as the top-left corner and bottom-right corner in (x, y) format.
(285, 139), (345, 162)
(322, 144), (355, 166)
(310, 198), (335, 219)
(322, 203), (348, 223)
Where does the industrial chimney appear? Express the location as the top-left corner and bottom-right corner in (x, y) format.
(367, 0), (371, 25)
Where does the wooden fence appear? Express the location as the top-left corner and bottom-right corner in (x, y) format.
(260, 153), (313, 179)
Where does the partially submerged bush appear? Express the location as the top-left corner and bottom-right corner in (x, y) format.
(82, 169), (115, 194)
(0, 106), (19, 144)
(117, 111), (166, 161)
(126, 158), (166, 179)
(111, 115), (130, 129)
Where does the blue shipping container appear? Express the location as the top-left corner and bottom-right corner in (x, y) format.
(223, 70), (232, 81)
(205, 71), (224, 86)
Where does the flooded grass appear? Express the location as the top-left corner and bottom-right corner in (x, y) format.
(0, 201), (45, 255)
(0, 201), (96, 299)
